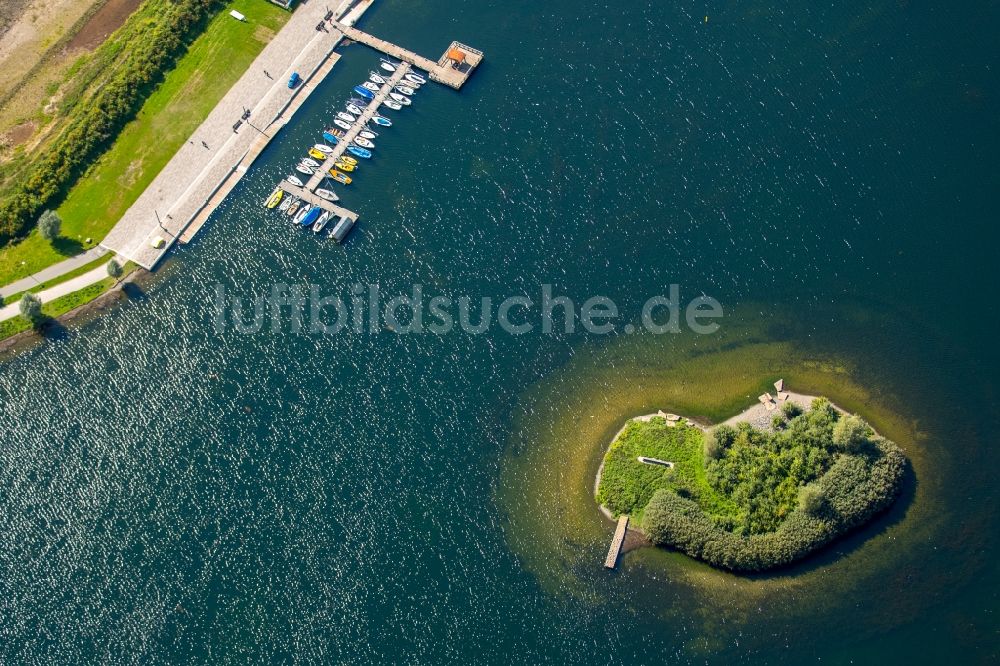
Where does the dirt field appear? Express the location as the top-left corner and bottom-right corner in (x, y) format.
(0, 0), (141, 149)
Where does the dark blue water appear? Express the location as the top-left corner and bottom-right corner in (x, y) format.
(1, 0), (998, 662)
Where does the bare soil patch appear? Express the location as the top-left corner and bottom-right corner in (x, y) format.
(65, 0), (142, 51)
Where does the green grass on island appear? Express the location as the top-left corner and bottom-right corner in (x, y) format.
(596, 399), (907, 572)
(0, 0), (289, 286)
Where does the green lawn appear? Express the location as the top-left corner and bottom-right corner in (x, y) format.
(0, 0), (289, 285)
(2, 253), (114, 305)
(595, 418), (737, 523)
(0, 261), (139, 340)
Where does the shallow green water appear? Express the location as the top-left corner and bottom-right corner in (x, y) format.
(1, 0), (998, 662)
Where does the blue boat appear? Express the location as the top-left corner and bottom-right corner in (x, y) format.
(372, 115), (392, 127)
(347, 146), (372, 159)
(322, 131), (340, 143)
(300, 205), (321, 227)
(353, 85), (375, 100)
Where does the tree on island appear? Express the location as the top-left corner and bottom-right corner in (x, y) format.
(833, 414), (871, 453)
(19, 293), (44, 327)
(38, 210), (61, 241)
(107, 259), (123, 279)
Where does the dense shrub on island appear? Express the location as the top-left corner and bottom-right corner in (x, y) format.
(598, 398), (907, 572)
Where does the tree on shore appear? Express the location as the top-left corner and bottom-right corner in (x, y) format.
(107, 259), (123, 279)
(19, 293), (44, 326)
(38, 210), (61, 241)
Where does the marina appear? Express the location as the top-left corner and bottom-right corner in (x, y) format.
(101, 0), (482, 266)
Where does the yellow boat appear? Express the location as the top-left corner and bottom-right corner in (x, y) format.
(338, 156), (358, 166)
(308, 148), (327, 160)
(328, 169), (352, 185)
(264, 187), (283, 209)
(334, 161), (356, 172)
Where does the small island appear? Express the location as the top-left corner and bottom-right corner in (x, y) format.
(595, 387), (907, 572)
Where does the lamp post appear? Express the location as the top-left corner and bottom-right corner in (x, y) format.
(241, 108), (268, 138)
(20, 261), (41, 287)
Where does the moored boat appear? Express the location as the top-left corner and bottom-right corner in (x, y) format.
(295, 164), (314, 175)
(353, 85), (375, 99)
(346, 103), (363, 115)
(322, 131), (340, 143)
(380, 61), (397, 73)
(347, 146), (372, 159)
(359, 130), (377, 140)
(287, 175), (304, 187)
(372, 115), (392, 127)
(339, 155), (358, 166)
(309, 147), (327, 160)
(395, 84), (415, 96)
(264, 187), (283, 209)
(348, 97), (367, 107)
(279, 195), (295, 212)
(328, 169), (353, 184)
(354, 136), (374, 149)
(300, 205), (321, 227)
(316, 188), (337, 202)
(333, 160), (356, 172)
(405, 72), (427, 85)
(389, 92), (411, 106)
(361, 81), (380, 92)
(369, 72), (386, 84)
(382, 99), (402, 111)
(333, 119), (352, 130)
(301, 158), (320, 168)
(314, 143), (334, 154)
(337, 111), (356, 123)
(312, 211), (331, 234)
(286, 200), (301, 217)
(293, 205), (309, 224)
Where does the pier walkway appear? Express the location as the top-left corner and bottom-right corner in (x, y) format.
(604, 515), (629, 569)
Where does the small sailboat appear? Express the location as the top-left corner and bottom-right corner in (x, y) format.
(405, 72), (427, 85)
(333, 160), (356, 172)
(347, 146), (372, 159)
(293, 205), (309, 225)
(348, 97), (367, 107)
(339, 155), (358, 166)
(389, 92), (411, 106)
(287, 175), (304, 187)
(380, 60), (397, 73)
(312, 211), (331, 234)
(361, 81), (380, 92)
(301, 158), (320, 168)
(395, 84), (416, 96)
(295, 164), (314, 175)
(286, 200), (302, 217)
(279, 195), (295, 212)
(309, 147), (327, 160)
(358, 129), (377, 140)
(346, 103), (363, 115)
(337, 111), (356, 123)
(369, 72), (386, 84)
(354, 136), (374, 149)
(372, 115), (392, 127)
(353, 85), (375, 99)
(333, 118), (352, 130)
(382, 99), (402, 111)
(328, 169), (352, 184)
(314, 143), (334, 154)
(316, 188), (338, 202)
(264, 187), (283, 209)
(300, 206), (321, 227)
(322, 131), (340, 143)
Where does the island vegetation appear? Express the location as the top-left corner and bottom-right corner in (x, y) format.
(596, 398), (907, 572)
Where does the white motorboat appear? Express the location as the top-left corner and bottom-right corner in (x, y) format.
(369, 72), (386, 84)
(389, 92), (411, 106)
(380, 61), (397, 73)
(316, 189), (337, 202)
(405, 72), (427, 85)
(382, 99), (402, 111)
(337, 111), (356, 123)
(314, 143), (334, 154)
(395, 84), (416, 96)
(295, 164), (314, 175)
(301, 158), (320, 168)
(333, 118), (352, 130)
(361, 81), (380, 92)
(358, 129), (377, 140)
(287, 175), (304, 187)
(346, 103), (363, 115)
(354, 136), (374, 149)
(312, 211), (331, 234)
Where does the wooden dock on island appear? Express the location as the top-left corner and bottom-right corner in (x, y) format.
(604, 515), (629, 569)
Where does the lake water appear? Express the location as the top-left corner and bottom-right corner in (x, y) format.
(1, 0), (997, 662)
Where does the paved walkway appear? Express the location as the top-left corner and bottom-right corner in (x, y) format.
(101, 0), (372, 269)
(0, 246), (109, 298)
(0, 261), (115, 322)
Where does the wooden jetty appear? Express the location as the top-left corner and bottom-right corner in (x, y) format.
(333, 23), (483, 89)
(604, 515), (630, 569)
(304, 63), (411, 192)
